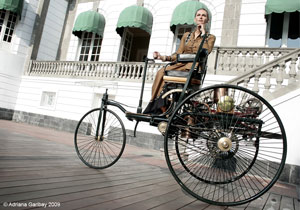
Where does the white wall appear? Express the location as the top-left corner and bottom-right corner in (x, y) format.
(11, 0), (39, 56)
(13, 74), (299, 167)
(238, 0), (267, 47)
(13, 74), (235, 137)
(204, 0), (225, 47)
(14, 76), (93, 120)
(13, 76), (156, 134)
(36, 0), (68, 60)
(0, 51), (25, 109)
(0, 0), (40, 110)
(270, 89), (300, 166)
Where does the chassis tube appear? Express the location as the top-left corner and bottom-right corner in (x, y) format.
(95, 90), (108, 139)
(95, 89), (128, 139)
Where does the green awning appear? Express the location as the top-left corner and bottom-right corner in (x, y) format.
(72, 11), (105, 38)
(170, 0), (211, 33)
(116, 5), (153, 36)
(265, 0), (300, 15)
(0, 0), (23, 17)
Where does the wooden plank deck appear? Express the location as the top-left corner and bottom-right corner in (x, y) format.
(0, 120), (299, 210)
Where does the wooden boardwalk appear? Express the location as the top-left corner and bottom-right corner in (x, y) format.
(0, 120), (299, 210)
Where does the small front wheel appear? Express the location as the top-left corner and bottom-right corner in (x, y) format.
(74, 108), (126, 169)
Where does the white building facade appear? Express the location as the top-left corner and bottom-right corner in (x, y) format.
(0, 0), (299, 185)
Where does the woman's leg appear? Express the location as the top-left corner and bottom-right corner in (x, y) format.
(151, 68), (165, 101)
(143, 67), (166, 114)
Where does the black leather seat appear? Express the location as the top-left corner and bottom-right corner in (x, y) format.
(165, 70), (189, 77)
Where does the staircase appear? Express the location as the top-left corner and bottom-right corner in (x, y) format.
(226, 48), (300, 101)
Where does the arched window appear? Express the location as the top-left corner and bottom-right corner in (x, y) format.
(78, 32), (102, 61)
(0, 10), (17, 43)
(0, 0), (23, 49)
(116, 5), (153, 62)
(72, 10), (105, 61)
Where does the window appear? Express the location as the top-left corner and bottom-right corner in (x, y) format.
(120, 30), (133, 61)
(78, 32), (102, 61)
(173, 26), (192, 51)
(40, 92), (56, 108)
(287, 12), (300, 47)
(0, 10), (5, 33)
(0, 10), (17, 45)
(266, 12), (300, 48)
(119, 28), (150, 62)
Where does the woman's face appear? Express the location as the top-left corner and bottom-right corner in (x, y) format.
(194, 9), (208, 26)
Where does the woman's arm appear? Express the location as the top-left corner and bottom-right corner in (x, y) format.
(168, 32), (190, 61)
(155, 32), (190, 62)
(206, 34), (216, 54)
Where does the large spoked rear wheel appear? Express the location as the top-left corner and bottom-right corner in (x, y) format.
(75, 108), (126, 169)
(164, 84), (287, 206)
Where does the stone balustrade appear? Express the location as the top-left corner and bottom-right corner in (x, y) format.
(227, 48), (300, 98)
(212, 47), (294, 75)
(27, 60), (166, 82)
(27, 47), (296, 82)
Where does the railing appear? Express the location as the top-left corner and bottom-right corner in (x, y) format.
(212, 47), (294, 75)
(227, 48), (300, 97)
(27, 61), (165, 82)
(27, 47), (296, 81)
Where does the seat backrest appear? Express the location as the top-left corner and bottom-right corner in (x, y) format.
(163, 49), (209, 87)
(176, 49), (208, 63)
(176, 49), (208, 82)
(176, 49), (208, 69)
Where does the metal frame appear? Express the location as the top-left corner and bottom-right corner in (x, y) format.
(99, 34), (208, 126)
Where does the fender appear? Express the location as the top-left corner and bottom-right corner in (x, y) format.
(162, 89), (187, 99)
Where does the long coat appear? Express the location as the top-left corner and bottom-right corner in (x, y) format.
(150, 31), (216, 101)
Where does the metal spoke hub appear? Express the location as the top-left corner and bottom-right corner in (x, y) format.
(207, 131), (239, 159)
(96, 135), (104, 141)
(217, 136), (232, 152)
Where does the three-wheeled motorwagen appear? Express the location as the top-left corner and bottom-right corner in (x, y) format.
(74, 34), (287, 206)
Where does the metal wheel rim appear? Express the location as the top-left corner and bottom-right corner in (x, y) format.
(164, 84), (287, 206)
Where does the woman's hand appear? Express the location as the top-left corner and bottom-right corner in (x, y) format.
(199, 24), (206, 35)
(153, 51), (161, 59)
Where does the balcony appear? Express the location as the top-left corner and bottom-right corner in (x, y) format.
(26, 47), (299, 98)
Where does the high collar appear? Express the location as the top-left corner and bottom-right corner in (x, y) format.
(191, 30), (209, 39)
